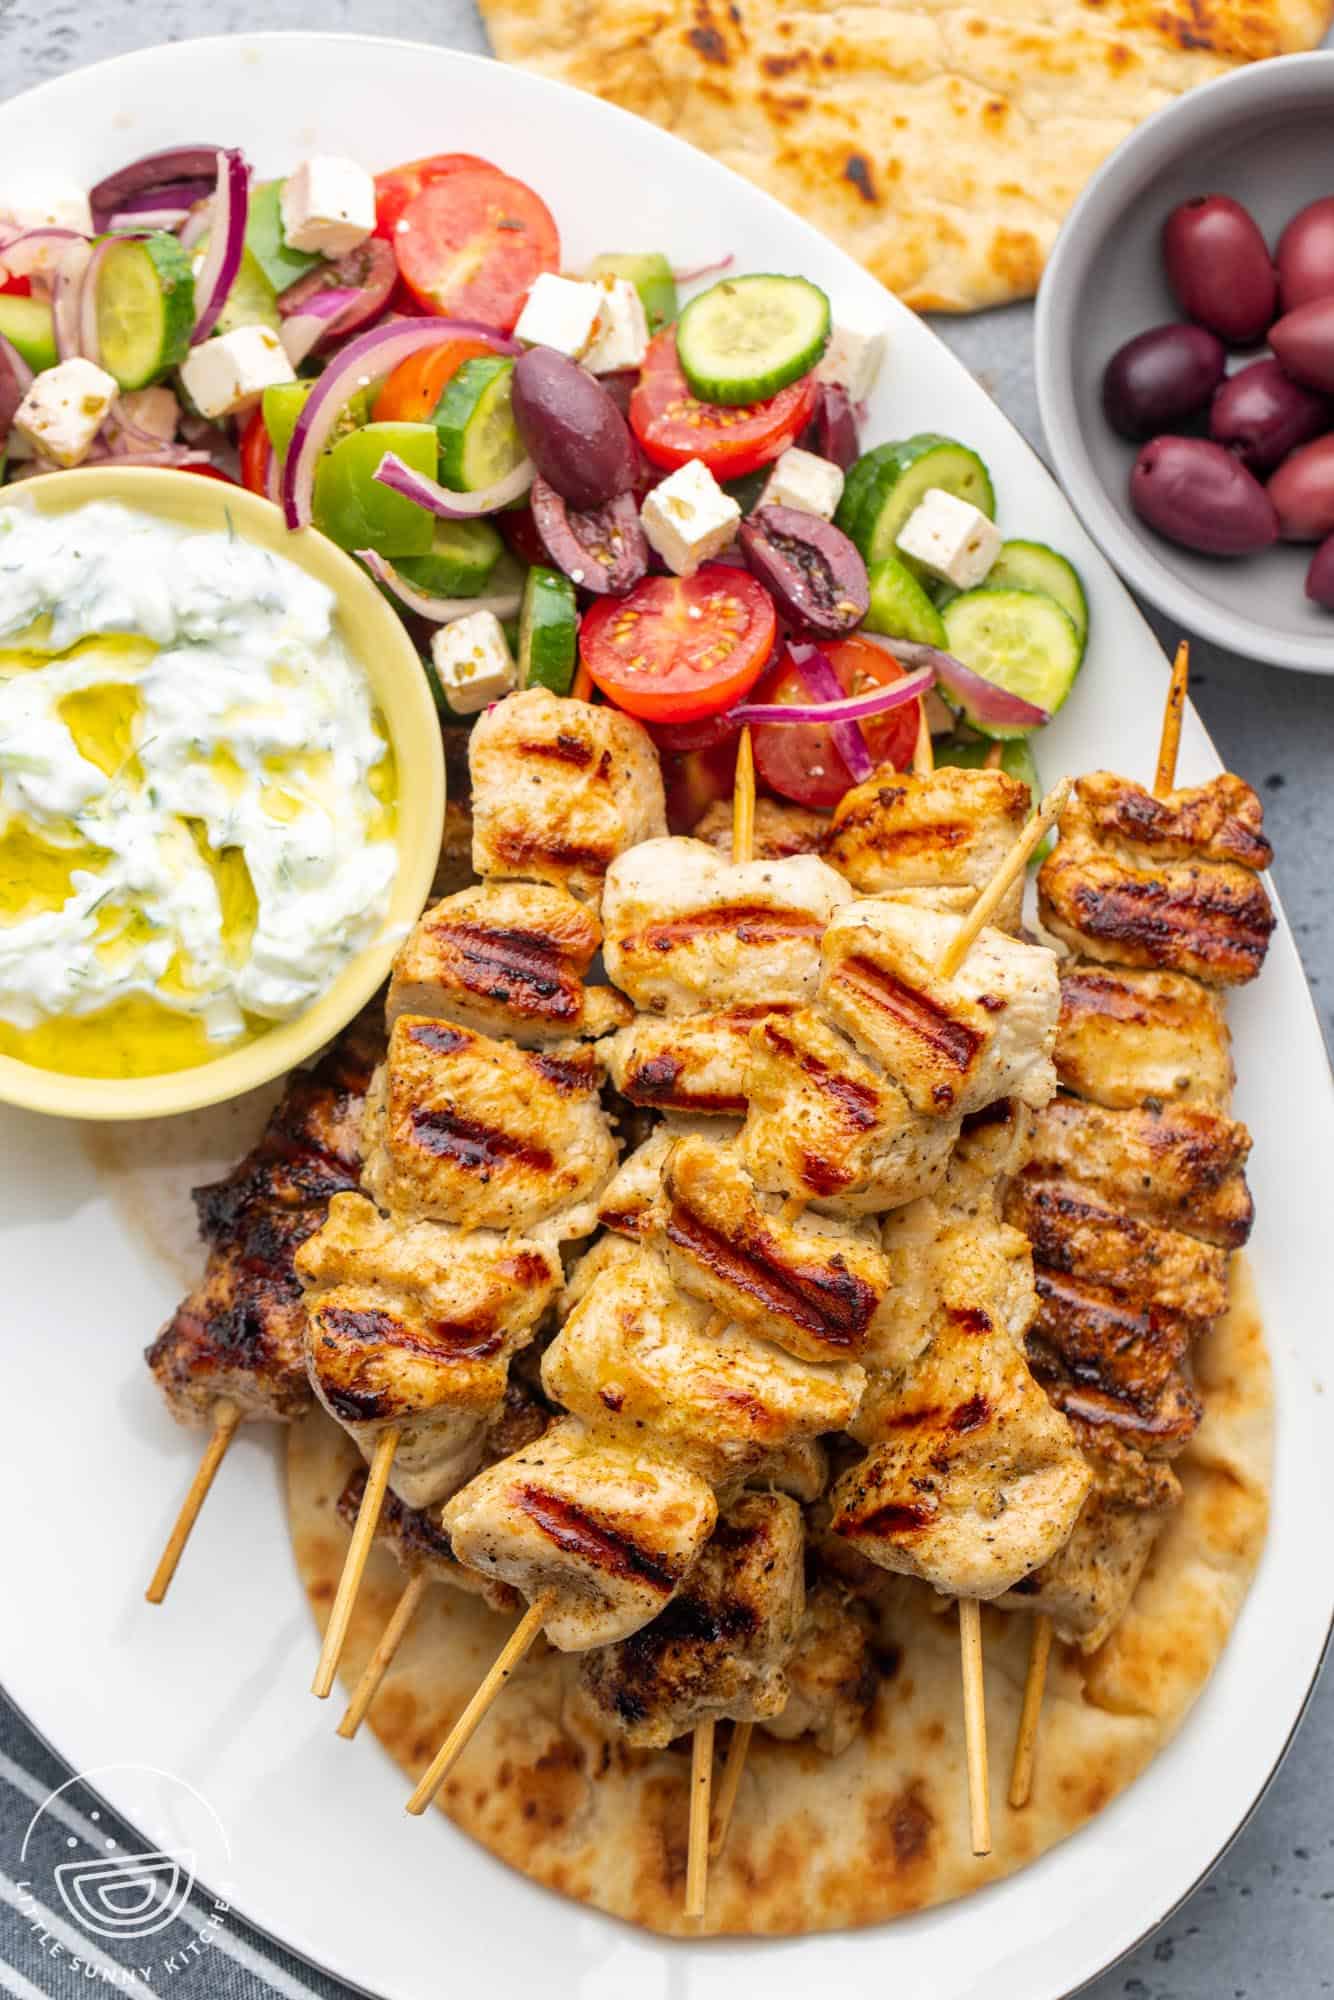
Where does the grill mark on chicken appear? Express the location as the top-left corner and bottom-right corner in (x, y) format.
(514, 1485), (682, 1594)
(406, 1020), (468, 1055)
(515, 732), (599, 770)
(664, 1202), (875, 1351)
(762, 1022), (880, 1131)
(528, 1049), (599, 1094)
(836, 1499), (937, 1536)
(945, 1304), (994, 1337)
(628, 901), (824, 956)
(1059, 869), (1274, 982)
(1027, 1270), (1202, 1449)
(872, 1394), (992, 1435)
(409, 1104), (555, 1175)
(830, 954), (983, 1087)
(619, 1050), (747, 1114)
(831, 800), (975, 856)
(1075, 771), (1272, 870)
(436, 923), (579, 1019)
(492, 830), (617, 875)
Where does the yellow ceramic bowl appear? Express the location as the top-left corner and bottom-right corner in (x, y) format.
(0, 466), (445, 1121)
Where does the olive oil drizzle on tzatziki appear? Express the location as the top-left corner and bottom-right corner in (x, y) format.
(0, 500), (397, 1078)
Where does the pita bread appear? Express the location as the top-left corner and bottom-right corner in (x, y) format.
(478, 0), (1333, 311)
(286, 1254), (1270, 1936)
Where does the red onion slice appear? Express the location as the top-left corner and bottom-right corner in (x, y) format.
(788, 641), (873, 782)
(190, 151), (251, 346)
(108, 207), (190, 234)
(52, 239), (94, 362)
(280, 317), (520, 529)
(0, 227), (87, 282)
(90, 147), (225, 232)
(731, 663), (933, 728)
(374, 450), (535, 521)
(99, 447), (214, 469)
(278, 288), (363, 367)
(673, 253), (734, 284)
(863, 636), (1051, 730)
(360, 548), (524, 624)
(0, 334), (33, 448)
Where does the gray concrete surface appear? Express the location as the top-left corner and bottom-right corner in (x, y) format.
(0, 6), (1328, 1996)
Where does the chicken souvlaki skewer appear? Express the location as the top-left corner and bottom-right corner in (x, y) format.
(298, 689), (665, 1700)
(143, 1015), (383, 1603)
(1002, 643), (1275, 1806)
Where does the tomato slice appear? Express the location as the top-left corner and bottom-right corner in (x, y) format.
(579, 567), (776, 724)
(629, 330), (818, 477)
(238, 407), (272, 497)
(393, 170), (560, 331)
(372, 336), (498, 423)
(751, 636), (920, 810)
(373, 153), (497, 240)
(181, 463), (238, 483)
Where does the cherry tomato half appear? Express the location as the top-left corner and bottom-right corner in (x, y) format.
(238, 407), (272, 497)
(181, 463), (238, 483)
(373, 152), (496, 240)
(372, 336), (498, 423)
(752, 635), (919, 811)
(393, 169), (560, 331)
(579, 566), (776, 724)
(629, 330), (818, 478)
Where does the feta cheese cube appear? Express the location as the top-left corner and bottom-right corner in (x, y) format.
(178, 325), (295, 421)
(640, 459), (742, 577)
(815, 325), (886, 406)
(280, 157), (376, 258)
(760, 446), (844, 521)
(513, 273), (604, 359)
(12, 358), (118, 468)
(431, 612), (517, 715)
(583, 277), (649, 375)
(895, 488), (1002, 591)
(1, 175), (94, 255)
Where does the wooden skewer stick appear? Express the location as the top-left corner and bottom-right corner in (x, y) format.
(336, 1570), (429, 1741)
(406, 1589), (554, 1815)
(732, 725), (755, 866)
(912, 702), (934, 777)
(937, 777), (1072, 981)
(959, 1597), (992, 1856)
(1154, 640), (1190, 800)
(685, 1714), (717, 1921)
(312, 1425), (399, 1699)
(145, 1398), (241, 1605)
(571, 660), (594, 703)
(1009, 644), (1191, 1806)
(708, 1718), (753, 1858)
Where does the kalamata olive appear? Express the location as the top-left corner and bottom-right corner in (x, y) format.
(1267, 434), (1334, 541)
(802, 384), (861, 470)
(277, 237), (397, 344)
(1208, 358), (1328, 471)
(512, 348), (636, 510)
(1130, 436), (1279, 555)
(1304, 530), (1334, 608)
(530, 477), (647, 593)
(1102, 323), (1225, 440)
(738, 505), (869, 636)
(1278, 197), (1334, 312)
(1269, 297), (1334, 394)
(1162, 195), (1276, 345)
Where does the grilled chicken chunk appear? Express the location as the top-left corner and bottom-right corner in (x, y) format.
(605, 1003), (800, 1118)
(760, 1581), (877, 1756)
(692, 795), (829, 860)
(296, 1192), (560, 1508)
(831, 1299), (1092, 1598)
(655, 1133), (891, 1365)
(1039, 772), (1275, 986)
(825, 765), (1030, 928)
(469, 689), (666, 906)
(146, 1022), (378, 1426)
(579, 1493), (804, 1747)
(361, 1015), (618, 1238)
(542, 1240), (864, 1489)
(749, 1436), (830, 1504)
(1024, 1269), (1202, 1455)
(442, 1416), (718, 1650)
(820, 898), (1060, 1118)
(1005, 1176), (1229, 1324)
(997, 1427), (1182, 1651)
(740, 1005), (959, 1214)
(337, 1465), (522, 1613)
(1054, 963), (1235, 1112)
(602, 839), (851, 1016)
(1024, 1095), (1253, 1250)
(388, 881), (631, 1046)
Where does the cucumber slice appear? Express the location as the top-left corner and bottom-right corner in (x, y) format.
(865, 555), (948, 648)
(246, 180), (322, 294)
(433, 357), (523, 492)
(986, 540), (1088, 652)
(841, 434), (996, 567)
(211, 247), (281, 336)
(95, 232), (195, 390)
(518, 565), (578, 695)
(396, 518), (504, 598)
(0, 295), (56, 373)
(586, 252), (678, 335)
(941, 587), (1081, 740)
(676, 274), (830, 406)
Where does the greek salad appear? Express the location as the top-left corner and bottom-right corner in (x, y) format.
(0, 144), (1091, 821)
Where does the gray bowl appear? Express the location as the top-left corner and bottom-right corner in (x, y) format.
(1036, 51), (1334, 674)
